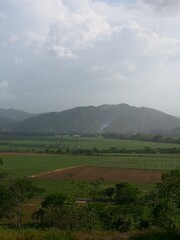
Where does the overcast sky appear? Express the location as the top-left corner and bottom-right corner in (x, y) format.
(0, 0), (180, 115)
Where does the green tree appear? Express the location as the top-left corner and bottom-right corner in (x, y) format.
(148, 169), (180, 230)
(33, 193), (101, 231)
(0, 158), (3, 166)
(0, 178), (43, 228)
(103, 187), (115, 201)
(0, 186), (15, 221)
(0, 171), (9, 181)
(41, 193), (72, 208)
(115, 182), (141, 205)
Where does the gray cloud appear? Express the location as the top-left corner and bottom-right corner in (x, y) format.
(0, 0), (180, 115)
(141, 0), (180, 10)
(0, 81), (17, 100)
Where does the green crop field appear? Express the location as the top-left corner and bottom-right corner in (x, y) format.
(0, 153), (180, 177)
(0, 152), (179, 195)
(0, 135), (180, 152)
(0, 136), (179, 195)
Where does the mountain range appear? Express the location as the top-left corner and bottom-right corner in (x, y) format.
(0, 108), (35, 131)
(0, 104), (180, 135)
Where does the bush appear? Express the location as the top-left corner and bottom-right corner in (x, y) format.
(33, 196), (101, 231)
(147, 169), (180, 230)
(115, 182), (141, 205)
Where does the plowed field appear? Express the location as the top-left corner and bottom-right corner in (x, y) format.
(32, 165), (162, 183)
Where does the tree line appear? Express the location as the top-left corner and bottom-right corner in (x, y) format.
(103, 133), (180, 144)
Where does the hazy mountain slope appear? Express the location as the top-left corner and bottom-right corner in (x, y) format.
(0, 115), (15, 129)
(0, 108), (35, 122)
(167, 127), (180, 136)
(12, 104), (180, 134)
(12, 106), (101, 133)
(100, 104), (180, 133)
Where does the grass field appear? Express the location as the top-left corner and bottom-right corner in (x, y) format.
(0, 153), (180, 177)
(0, 136), (180, 152)
(0, 152), (179, 195)
(0, 136), (179, 196)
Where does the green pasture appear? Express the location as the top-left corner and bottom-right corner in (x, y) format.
(0, 153), (179, 195)
(0, 153), (180, 177)
(0, 136), (180, 151)
(0, 136), (179, 195)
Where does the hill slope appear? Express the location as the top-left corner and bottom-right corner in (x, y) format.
(0, 115), (14, 127)
(11, 104), (180, 134)
(0, 108), (35, 122)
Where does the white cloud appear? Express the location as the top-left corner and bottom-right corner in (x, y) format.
(127, 21), (180, 55)
(46, 8), (118, 55)
(0, 11), (3, 20)
(0, 81), (17, 100)
(125, 62), (137, 72)
(0, 9), (7, 21)
(88, 65), (105, 72)
(8, 34), (19, 43)
(23, 92), (30, 96)
(14, 57), (23, 65)
(25, 31), (45, 49)
(47, 45), (77, 59)
(10, 0), (118, 58)
(107, 70), (125, 82)
(89, 65), (125, 83)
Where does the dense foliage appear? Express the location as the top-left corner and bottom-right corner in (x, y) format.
(30, 169), (180, 232)
(0, 166), (179, 238)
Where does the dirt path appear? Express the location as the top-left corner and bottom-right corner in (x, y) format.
(29, 164), (88, 178)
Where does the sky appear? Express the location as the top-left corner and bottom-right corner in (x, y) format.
(0, 0), (180, 115)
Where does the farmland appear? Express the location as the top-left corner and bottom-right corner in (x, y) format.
(1, 152), (180, 176)
(0, 135), (180, 152)
(33, 165), (162, 183)
(0, 136), (179, 170)
(0, 135), (179, 196)
(0, 136), (179, 239)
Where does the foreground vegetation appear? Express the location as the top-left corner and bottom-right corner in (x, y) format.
(0, 169), (179, 238)
(0, 136), (179, 239)
(0, 228), (178, 240)
(0, 228), (179, 240)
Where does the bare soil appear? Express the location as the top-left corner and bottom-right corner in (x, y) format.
(33, 165), (162, 183)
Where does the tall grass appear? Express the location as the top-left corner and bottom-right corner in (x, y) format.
(129, 230), (180, 240)
(0, 228), (75, 240)
(0, 228), (179, 240)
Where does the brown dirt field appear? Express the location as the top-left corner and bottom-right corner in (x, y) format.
(33, 165), (162, 183)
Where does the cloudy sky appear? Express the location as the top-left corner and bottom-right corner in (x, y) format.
(0, 0), (180, 115)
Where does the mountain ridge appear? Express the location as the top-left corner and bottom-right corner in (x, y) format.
(6, 103), (180, 135)
(0, 108), (36, 122)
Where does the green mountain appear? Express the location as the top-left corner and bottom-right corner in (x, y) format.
(167, 127), (180, 137)
(0, 115), (14, 126)
(0, 108), (35, 122)
(11, 104), (180, 134)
